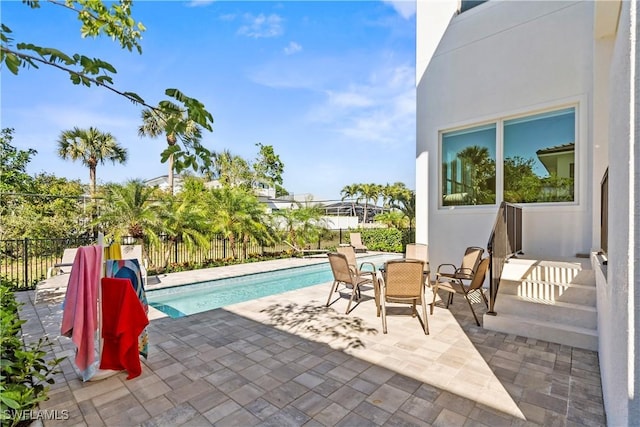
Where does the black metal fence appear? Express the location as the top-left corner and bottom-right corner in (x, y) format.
(1, 228), (389, 289)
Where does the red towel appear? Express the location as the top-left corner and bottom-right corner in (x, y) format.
(99, 278), (149, 379)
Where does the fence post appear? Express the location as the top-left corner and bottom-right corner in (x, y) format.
(174, 240), (179, 265)
(23, 238), (29, 288)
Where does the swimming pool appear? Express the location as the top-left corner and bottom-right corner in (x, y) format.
(147, 254), (399, 318)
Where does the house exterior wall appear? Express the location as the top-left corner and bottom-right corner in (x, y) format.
(416, 1), (595, 270)
(597, 1), (639, 425)
(417, 0), (639, 424)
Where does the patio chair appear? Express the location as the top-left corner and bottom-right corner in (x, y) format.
(337, 245), (376, 276)
(46, 247), (78, 278)
(435, 246), (484, 283)
(405, 243), (431, 284)
(326, 252), (377, 315)
(36, 247), (79, 303)
(380, 259), (429, 335)
(349, 232), (368, 253)
(432, 257), (490, 326)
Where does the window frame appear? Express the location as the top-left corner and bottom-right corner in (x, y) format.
(438, 104), (579, 210)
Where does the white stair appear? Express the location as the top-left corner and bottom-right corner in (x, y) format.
(483, 258), (598, 351)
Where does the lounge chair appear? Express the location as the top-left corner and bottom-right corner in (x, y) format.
(349, 233), (368, 253)
(46, 247), (78, 278)
(432, 257), (490, 326)
(380, 259), (429, 334)
(284, 241), (328, 258)
(36, 247), (80, 303)
(326, 252), (377, 314)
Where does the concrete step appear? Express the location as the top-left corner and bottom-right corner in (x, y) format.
(501, 258), (595, 286)
(483, 257), (598, 351)
(483, 312), (598, 351)
(494, 293), (597, 329)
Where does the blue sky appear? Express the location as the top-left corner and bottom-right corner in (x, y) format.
(2, 0), (416, 201)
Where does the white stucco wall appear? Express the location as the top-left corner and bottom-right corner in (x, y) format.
(417, 1), (595, 268)
(597, 1), (639, 425)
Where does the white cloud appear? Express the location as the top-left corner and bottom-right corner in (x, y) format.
(187, 1), (215, 7)
(307, 64), (416, 147)
(284, 41), (302, 55)
(237, 13), (284, 38)
(382, 0), (416, 19)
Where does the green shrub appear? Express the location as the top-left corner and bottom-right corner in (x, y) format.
(358, 228), (404, 253)
(0, 280), (64, 427)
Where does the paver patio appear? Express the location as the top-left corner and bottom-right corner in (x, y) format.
(19, 255), (606, 426)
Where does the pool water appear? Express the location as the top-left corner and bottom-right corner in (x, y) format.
(148, 254), (399, 318)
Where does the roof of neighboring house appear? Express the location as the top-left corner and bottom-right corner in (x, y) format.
(536, 142), (575, 155)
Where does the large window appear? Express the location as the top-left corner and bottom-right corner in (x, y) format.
(441, 107), (576, 207)
(442, 124), (496, 206)
(504, 108), (575, 203)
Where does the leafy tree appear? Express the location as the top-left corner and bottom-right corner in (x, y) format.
(504, 156), (542, 203)
(57, 127), (128, 198)
(0, 128), (36, 194)
(1, 173), (86, 240)
(253, 143), (287, 197)
(138, 102), (210, 195)
(1, 1), (214, 170)
(96, 180), (161, 247)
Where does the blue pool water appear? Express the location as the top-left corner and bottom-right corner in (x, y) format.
(148, 254), (399, 318)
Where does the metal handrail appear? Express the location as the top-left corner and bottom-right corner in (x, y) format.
(486, 202), (522, 315)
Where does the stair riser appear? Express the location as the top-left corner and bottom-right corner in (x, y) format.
(483, 315), (598, 351)
(495, 296), (597, 329)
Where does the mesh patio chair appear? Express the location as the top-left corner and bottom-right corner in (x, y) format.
(380, 259), (429, 335)
(405, 243), (431, 284)
(435, 246), (484, 283)
(326, 252), (377, 315)
(337, 245), (376, 275)
(432, 257), (490, 326)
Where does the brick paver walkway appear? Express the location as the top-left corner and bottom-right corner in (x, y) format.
(19, 256), (606, 426)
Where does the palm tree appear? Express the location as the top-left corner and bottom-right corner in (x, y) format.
(57, 127), (128, 198)
(157, 191), (211, 268)
(357, 183), (382, 224)
(96, 180), (161, 249)
(207, 186), (269, 259)
(383, 182), (416, 229)
(340, 184), (360, 217)
(457, 145), (496, 204)
(274, 199), (327, 250)
(138, 102), (202, 195)
(211, 149), (252, 188)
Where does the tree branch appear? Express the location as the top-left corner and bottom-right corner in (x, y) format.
(2, 46), (157, 110)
